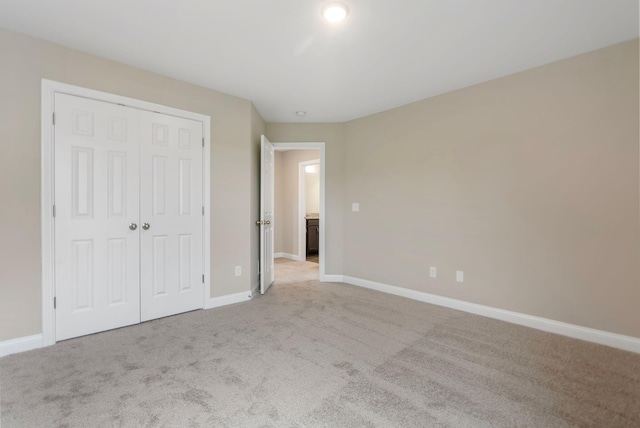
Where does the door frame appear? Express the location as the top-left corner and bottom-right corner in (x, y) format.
(298, 159), (320, 261)
(271, 142), (327, 280)
(41, 79), (211, 347)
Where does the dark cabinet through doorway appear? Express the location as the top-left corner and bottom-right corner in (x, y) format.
(306, 218), (319, 256)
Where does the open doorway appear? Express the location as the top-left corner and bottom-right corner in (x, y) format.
(271, 143), (325, 281)
(299, 159), (320, 264)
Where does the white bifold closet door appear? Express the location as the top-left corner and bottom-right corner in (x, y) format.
(139, 111), (203, 322)
(54, 93), (203, 341)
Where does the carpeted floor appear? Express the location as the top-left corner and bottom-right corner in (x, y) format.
(2, 259), (639, 427)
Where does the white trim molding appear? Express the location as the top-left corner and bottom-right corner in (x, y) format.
(41, 79), (212, 347)
(274, 252), (302, 261)
(206, 292), (252, 309)
(0, 334), (43, 358)
(341, 275), (640, 354)
(320, 274), (344, 283)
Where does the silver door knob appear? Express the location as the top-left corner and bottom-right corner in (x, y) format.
(256, 220), (262, 226)
(129, 223), (138, 231)
(142, 223), (150, 230)
(265, 220), (271, 225)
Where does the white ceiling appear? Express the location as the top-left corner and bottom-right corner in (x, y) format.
(0, 0), (637, 122)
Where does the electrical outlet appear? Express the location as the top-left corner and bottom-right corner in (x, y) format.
(352, 203), (359, 212)
(429, 267), (437, 278)
(235, 266), (242, 276)
(456, 271), (464, 283)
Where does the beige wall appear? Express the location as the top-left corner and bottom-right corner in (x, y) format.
(1, 27), (637, 344)
(266, 124), (346, 274)
(306, 169), (320, 215)
(274, 151), (285, 254)
(343, 39), (640, 337)
(0, 29), (259, 341)
(273, 150), (320, 256)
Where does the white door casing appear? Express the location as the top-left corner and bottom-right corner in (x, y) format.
(54, 93), (141, 340)
(259, 135), (275, 294)
(139, 111), (204, 321)
(44, 82), (210, 344)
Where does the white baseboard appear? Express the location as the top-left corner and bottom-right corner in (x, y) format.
(320, 274), (344, 283)
(274, 252), (302, 261)
(206, 291), (252, 309)
(0, 334), (43, 358)
(342, 275), (640, 354)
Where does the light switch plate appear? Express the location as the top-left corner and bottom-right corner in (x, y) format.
(456, 271), (464, 283)
(352, 203), (360, 212)
(429, 267), (436, 278)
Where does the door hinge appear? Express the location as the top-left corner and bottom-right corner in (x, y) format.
(202, 137), (204, 147)
(53, 204), (56, 217)
(202, 274), (205, 283)
(52, 112), (55, 125)
(53, 297), (56, 309)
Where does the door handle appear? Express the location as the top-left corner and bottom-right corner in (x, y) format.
(265, 220), (271, 225)
(256, 220), (263, 226)
(129, 223), (138, 231)
(142, 223), (150, 230)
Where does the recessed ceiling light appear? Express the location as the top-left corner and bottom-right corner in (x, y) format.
(322, 3), (349, 23)
(295, 111), (306, 117)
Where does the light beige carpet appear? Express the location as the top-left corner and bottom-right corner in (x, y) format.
(1, 258), (639, 427)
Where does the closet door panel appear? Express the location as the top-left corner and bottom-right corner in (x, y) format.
(54, 94), (141, 341)
(139, 111), (203, 322)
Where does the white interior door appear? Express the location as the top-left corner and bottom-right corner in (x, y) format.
(139, 111), (204, 321)
(54, 93), (141, 341)
(260, 135), (275, 294)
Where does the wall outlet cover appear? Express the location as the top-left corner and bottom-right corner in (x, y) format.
(429, 267), (436, 278)
(456, 271), (464, 283)
(352, 203), (359, 212)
